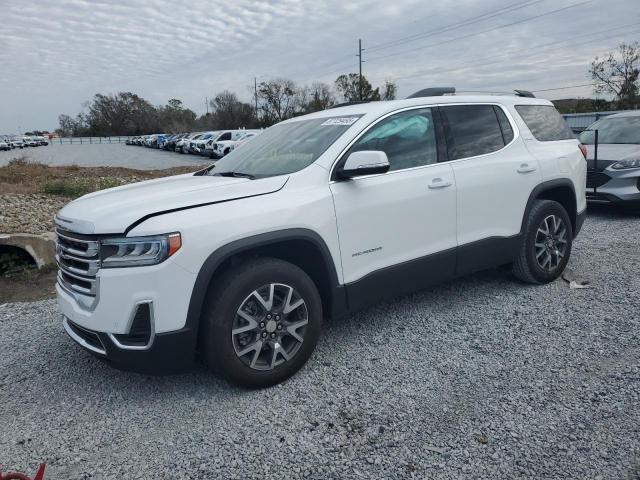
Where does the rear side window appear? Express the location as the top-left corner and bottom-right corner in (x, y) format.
(515, 105), (574, 141)
(440, 105), (506, 160)
(494, 106), (514, 144)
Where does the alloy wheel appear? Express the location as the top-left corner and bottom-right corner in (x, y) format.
(534, 214), (568, 272)
(231, 283), (309, 371)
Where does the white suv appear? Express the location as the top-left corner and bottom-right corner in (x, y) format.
(55, 91), (586, 387)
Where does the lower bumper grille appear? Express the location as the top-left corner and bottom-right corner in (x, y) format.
(64, 318), (106, 355)
(587, 171), (610, 188)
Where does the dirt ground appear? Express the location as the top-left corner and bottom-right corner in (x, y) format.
(0, 268), (57, 303)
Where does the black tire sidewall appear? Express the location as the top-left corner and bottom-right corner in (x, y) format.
(524, 201), (573, 283)
(203, 259), (322, 388)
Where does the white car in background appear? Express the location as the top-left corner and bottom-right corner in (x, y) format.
(190, 131), (219, 154)
(22, 136), (38, 147)
(10, 137), (24, 149)
(176, 132), (203, 154)
(0, 139), (10, 151)
(212, 131), (260, 158)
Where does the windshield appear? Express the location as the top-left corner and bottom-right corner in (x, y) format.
(579, 116), (640, 145)
(207, 116), (362, 178)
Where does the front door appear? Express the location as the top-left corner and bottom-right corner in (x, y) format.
(329, 107), (457, 311)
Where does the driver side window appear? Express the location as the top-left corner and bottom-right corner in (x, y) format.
(348, 108), (438, 171)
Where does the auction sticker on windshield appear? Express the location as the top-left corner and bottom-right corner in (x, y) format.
(321, 116), (361, 126)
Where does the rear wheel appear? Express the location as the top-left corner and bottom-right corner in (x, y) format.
(200, 258), (322, 388)
(513, 199), (573, 284)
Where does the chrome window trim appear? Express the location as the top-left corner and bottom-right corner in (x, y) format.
(328, 102), (520, 183)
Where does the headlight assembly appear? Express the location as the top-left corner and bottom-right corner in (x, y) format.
(100, 233), (181, 268)
(611, 158), (640, 170)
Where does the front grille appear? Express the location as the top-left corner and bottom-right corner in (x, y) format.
(56, 228), (100, 297)
(587, 171), (610, 188)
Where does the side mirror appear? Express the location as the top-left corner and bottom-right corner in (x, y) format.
(337, 151), (390, 179)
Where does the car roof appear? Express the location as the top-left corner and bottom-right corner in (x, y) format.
(283, 94), (552, 124)
(606, 110), (640, 118)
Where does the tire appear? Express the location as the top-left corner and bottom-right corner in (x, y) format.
(200, 257), (323, 388)
(513, 199), (573, 284)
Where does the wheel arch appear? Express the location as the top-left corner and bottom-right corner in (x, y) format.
(184, 229), (347, 350)
(522, 179), (578, 237)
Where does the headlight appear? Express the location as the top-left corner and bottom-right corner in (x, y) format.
(100, 233), (181, 268)
(611, 158), (640, 170)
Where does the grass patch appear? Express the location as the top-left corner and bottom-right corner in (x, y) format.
(0, 161), (202, 198)
(42, 178), (122, 197)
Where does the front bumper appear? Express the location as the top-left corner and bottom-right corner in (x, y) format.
(57, 254), (200, 374)
(63, 316), (197, 374)
(586, 167), (640, 205)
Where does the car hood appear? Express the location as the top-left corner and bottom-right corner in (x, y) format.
(585, 144), (640, 161)
(56, 173), (288, 234)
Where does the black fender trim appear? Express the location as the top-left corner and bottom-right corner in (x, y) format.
(184, 228), (347, 348)
(521, 178), (579, 236)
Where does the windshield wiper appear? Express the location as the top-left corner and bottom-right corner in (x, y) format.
(213, 171), (256, 179)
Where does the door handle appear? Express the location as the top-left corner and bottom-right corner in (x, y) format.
(428, 178), (453, 189)
(517, 163), (536, 174)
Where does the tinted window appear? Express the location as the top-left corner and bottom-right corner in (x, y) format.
(348, 108), (438, 171)
(579, 116), (640, 145)
(494, 106), (514, 144)
(441, 105), (505, 160)
(218, 132), (232, 141)
(515, 105), (574, 141)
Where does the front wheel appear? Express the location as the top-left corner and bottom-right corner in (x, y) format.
(513, 199), (573, 284)
(200, 258), (322, 388)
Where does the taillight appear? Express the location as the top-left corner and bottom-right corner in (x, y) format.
(578, 144), (587, 159)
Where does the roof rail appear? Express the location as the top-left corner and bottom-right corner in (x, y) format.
(407, 87), (456, 99)
(514, 89), (536, 98)
(329, 100), (371, 109)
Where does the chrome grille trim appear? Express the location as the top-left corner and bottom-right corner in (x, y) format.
(56, 228), (100, 306)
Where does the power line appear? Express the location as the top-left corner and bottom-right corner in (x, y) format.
(366, 0), (546, 53)
(378, 22), (640, 83)
(365, 0), (593, 64)
(532, 83), (596, 93)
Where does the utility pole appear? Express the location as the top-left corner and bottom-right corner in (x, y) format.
(357, 39), (364, 101)
(205, 97), (209, 115)
(254, 77), (259, 118)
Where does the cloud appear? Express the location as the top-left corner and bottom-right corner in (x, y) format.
(0, 0), (636, 132)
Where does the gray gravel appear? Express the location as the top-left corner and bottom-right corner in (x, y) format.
(0, 144), (208, 169)
(1, 207), (639, 479)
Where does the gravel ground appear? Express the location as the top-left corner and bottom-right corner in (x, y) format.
(0, 144), (209, 169)
(1, 208), (639, 479)
(0, 194), (70, 234)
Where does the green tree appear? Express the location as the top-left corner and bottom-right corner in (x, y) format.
(334, 73), (381, 102)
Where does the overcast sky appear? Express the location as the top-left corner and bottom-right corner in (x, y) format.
(1, 0), (638, 133)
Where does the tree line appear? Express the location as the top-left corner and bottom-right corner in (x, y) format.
(56, 74), (397, 137)
(55, 42), (640, 134)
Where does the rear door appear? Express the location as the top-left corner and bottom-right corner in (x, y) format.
(330, 107), (457, 310)
(441, 103), (542, 274)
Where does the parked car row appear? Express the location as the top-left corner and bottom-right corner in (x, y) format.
(126, 130), (261, 159)
(0, 135), (49, 150)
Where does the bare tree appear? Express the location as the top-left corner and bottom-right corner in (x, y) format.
(590, 42), (640, 108)
(302, 82), (335, 112)
(257, 78), (300, 123)
(381, 81), (398, 101)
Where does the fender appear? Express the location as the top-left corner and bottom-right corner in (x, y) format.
(520, 178), (581, 236)
(183, 228), (347, 347)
